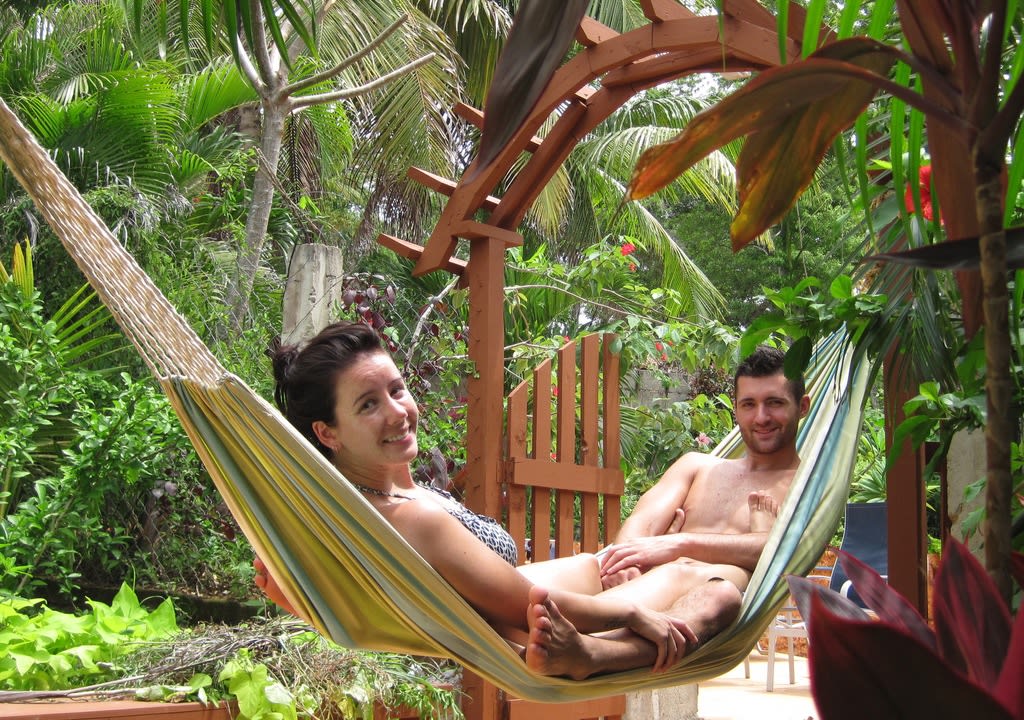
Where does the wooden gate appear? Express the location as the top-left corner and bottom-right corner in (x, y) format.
(462, 333), (626, 720)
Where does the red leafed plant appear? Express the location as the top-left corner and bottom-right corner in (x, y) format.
(787, 539), (1024, 720)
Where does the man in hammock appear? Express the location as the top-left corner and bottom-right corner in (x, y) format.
(598, 345), (810, 594)
(523, 346), (810, 676)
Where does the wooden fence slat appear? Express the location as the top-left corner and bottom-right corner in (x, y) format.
(555, 342), (577, 557)
(579, 335), (600, 552)
(602, 334), (623, 542)
(506, 381), (529, 562)
(531, 360), (553, 560)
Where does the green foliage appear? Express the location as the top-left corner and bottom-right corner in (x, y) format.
(661, 184), (862, 326)
(0, 583), (177, 690)
(620, 392), (734, 503)
(0, 241), (250, 601)
(1, 590), (461, 720)
(219, 650), (305, 720)
(0, 242), (124, 522)
(740, 275), (890, 361)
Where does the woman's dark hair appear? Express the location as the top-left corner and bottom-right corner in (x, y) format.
(734, 345), (805, 402)
(268, 321), (386, 457)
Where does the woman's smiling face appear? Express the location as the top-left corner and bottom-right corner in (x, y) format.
(313, 350), (419, 475)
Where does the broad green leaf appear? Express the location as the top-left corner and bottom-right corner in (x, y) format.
(145, 599), (180, 638)
(785, 335), (813, 378)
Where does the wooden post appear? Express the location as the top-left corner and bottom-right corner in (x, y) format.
(462, 234), (506, 520)
(884, 351), (929, 615)
(460, 233), (507, 720)
(281, 244), (344, 345)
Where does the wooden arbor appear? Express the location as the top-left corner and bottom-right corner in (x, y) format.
(377, 0), (815, 523)
(375, 3), (813, 718)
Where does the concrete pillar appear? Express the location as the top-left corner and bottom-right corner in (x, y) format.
(625, 684), (698, 720)
(946, 429), (986, 555)
(281, 243), (343, 345)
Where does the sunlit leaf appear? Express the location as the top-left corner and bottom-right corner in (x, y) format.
(627, 38), (896, 249)
(472, 0), (589, 177)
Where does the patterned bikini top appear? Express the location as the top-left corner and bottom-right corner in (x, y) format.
(426, 486), (519, 566)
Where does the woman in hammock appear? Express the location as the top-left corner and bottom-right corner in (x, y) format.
(256, 320), (742, 679)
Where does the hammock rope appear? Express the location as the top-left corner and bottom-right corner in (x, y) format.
(0, 96), (870, 701)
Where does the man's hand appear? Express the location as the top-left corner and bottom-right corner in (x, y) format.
(600, 508), (687, 586)
(625, 604), (699, 673)
(599, 534), (688, 578)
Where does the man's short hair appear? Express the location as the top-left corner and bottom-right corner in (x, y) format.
(734, 346), (805, 402)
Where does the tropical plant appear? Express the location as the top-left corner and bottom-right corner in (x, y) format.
(0, 583), (178, 691)
(787, 539), (1024, 719)
(1, 587), (462, 719)
(0, 242), (123, 520)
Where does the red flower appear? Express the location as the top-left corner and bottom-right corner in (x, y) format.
(904, 164), (937, 222)
(620, 242), (636, 256)
(628, 263), (637, 272)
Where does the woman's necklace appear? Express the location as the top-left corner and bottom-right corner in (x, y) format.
(352, 482), (413, 500)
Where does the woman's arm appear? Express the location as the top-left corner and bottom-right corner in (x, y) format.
(387, 499), (536, 632)
(391, 500), (693, 656)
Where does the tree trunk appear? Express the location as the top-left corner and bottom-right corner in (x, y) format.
(225, 100), (287, 335)
(975, 166), (1013, 604)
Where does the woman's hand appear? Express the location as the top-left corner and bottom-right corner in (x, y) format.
(253, 556), (300, 617)
(625, 604), (698, 673)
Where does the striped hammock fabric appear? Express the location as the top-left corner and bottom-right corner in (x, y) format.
(0, 97), (871, 702)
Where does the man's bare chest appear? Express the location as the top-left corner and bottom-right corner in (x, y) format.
(681, 468), (791, 533)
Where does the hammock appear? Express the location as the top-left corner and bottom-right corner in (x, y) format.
(0, 96), (871, 702)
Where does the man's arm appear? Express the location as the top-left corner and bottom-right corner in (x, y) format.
(600, 530), (768, 578)
(615, 452), (709, 541)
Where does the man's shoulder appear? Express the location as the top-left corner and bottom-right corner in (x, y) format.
(662, 450), (726, 479)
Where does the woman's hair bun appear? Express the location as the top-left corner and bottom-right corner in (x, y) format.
(267, 336), (300, 411)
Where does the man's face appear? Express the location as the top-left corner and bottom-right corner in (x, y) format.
(734, 373), (809, 456)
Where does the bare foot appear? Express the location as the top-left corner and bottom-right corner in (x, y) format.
(525, 586), (692, 678)
(748, 492), (780, 532)
(524, 586), (594, 680)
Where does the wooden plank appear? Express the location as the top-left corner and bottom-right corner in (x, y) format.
(506, 458), (623, 495)
(376, 234), (467, 275)
(506, 382), (529, 561)
(554, 342), (578, 558)
(0, 702), (233, 720)
(407, 167), (500, 211)
(531, 361), (553, 560)
(507, 694), (625, 720)
(453, 103), (542, 153)
(576, 16), (618, 47)
(640, 0), (695, 21)
(579, 335), (600, 552)
(463, 236), (508, 522)
(603, 334), (623, 542)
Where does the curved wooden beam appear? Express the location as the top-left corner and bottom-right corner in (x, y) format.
(409, 11), (798, 276)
